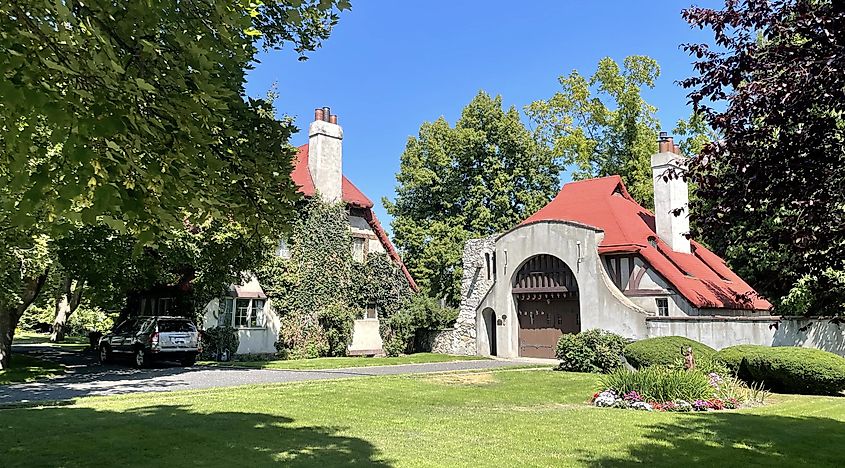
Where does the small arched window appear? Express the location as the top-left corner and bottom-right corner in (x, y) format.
(485, 253), (491, 280)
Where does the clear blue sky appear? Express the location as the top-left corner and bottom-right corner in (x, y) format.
(245, 1), (721, 235)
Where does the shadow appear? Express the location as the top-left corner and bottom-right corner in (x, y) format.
(0, 404), (390, 467)
(579, 411), (845, 467)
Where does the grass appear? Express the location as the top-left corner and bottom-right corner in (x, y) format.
(0, 354), (64, 385)
(13, 331), (89, 351)
(1, 368), (843, 467)
(199, 352), (488, 370)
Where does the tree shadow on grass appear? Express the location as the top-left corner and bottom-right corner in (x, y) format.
(0, 404), (391, 467)
(579, 411), (845, 467)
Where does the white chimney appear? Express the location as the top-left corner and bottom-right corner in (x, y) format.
(308, 107), (343, 203)
(651, 132), (690, 253)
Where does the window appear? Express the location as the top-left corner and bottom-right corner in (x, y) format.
(158, 297), (174, 315)
(492, 253), (497, 280)
(250, 299), (265, 327)
(218, 298), (234, 327)
(221, 297), (265, 328)
(656, 298), (669, 317)
(485, 253), (491, 280)
(364, 304), (378, 320)
(352, 237), (366, 262)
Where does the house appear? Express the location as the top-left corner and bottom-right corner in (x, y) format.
(202, 107), (416, 355)
(443, 133), (774, 359)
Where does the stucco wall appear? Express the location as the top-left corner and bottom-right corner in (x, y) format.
(348, 319), (384, 355)
(476, 221), (650, 358)
(202, 296), (280, 355)
(646, 316), (845, 356)
(349, 214), (385, 254)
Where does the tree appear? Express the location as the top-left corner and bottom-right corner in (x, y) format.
(680, 0), (845, 312)
(387, 91), (560, 304)
(526, 56), (661, 207)
(0, 1), (350, 369)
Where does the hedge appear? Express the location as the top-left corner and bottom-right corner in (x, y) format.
(623, 336), (715, 369)
(734, 346), (845, 395)
(714, 344), (769, 373)
(555, 329), (627, 374)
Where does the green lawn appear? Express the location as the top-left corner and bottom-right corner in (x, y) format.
(0, 354), (64, 385)
(199, 352), (488, 370)
(1, 368), (843, 467)
(13, 331), (89, 351)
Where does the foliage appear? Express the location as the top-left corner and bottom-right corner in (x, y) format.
(680, 0), (845, 312)
(200, 326), (240, 361)
(736, 346), (845, 396)
(555, 329), (627, 373)
(380, 294), (457, 357)
(670, 356), (730, 378)
(387, 91), (560, 303)
(599, 367), (713, 403)
(623, 336), (716, 369)
(276, 311), (329, 360)
(319, 303), (356, 357)
(200, 353), (485, 370)
(715, 344), (769, 374)
(0, 1), (348, 238)
(527, 56), (660, 207)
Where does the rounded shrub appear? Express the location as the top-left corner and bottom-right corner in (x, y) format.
(715, 344), (769, 373)
(556, 329), (627, 373)
(623, 336), (715, 369)
(738, 347), (845, 396)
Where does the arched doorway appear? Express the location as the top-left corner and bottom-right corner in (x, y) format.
(513, 254), (580, 358)
(481, 308), (497, 356)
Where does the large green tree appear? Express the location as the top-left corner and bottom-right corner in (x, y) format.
(0, 0), (350, 369)
(526, 56), (661, 207)
(387, 91), (560, 304)
(680, 0), (845, 313)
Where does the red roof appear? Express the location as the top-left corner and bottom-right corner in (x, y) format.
(291, 144), (418, 291)
(522, 176), (771, 311)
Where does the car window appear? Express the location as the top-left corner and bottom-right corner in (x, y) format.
(113, 320), (133, 334)
(158, 320), (196, 333)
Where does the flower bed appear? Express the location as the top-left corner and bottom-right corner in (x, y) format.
(590, 389), (741, 412)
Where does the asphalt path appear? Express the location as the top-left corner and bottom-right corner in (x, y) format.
(1, 343), (538, 404)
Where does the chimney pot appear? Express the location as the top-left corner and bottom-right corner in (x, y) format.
(329, 114), (338, 124)
(322, 107), (331, 122)
(314, 108), (324, 122)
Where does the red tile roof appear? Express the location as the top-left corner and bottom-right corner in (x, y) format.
(522, 176), (771, 311)
(291, 144), (418, 291)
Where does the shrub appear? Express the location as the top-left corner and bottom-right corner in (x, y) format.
(624, 336), (715, 369)
(200, 326), (240, 361)
(379, 295), (458, 357)
(318, 303), (356, 357)
(738, 347), (845, 395)
(714, 344), (768, 373)
(555, 329), (627, 373)
(600, 367), (713, 402)
(276, 312), (328, 359)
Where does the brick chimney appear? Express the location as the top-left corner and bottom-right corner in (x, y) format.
(308, 107), (343, 202)
(651, 132), (690, 253)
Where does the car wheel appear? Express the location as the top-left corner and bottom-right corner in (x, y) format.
(98, 345), (111, 364)
(134, 347), (150, 368)
(181, 354), (197, 367)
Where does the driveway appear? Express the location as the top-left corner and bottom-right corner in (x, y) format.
(2, 343), (537, 404)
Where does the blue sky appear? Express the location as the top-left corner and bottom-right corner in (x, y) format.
(245, 1), (721, 235)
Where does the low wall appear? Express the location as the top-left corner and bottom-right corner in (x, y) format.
(423, 328), (457, 354)
(646, 316), (845, 356)
(348, 319), (384, 356)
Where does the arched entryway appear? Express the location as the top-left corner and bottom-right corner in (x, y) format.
(481, 308), (497, 356)
(513, 254), (580, 358)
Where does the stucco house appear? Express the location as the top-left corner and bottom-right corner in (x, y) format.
(201, 107), (416, 355)
(447, 133), (774, 359)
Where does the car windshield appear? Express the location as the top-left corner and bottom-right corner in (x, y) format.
(158, 320), (196, 333)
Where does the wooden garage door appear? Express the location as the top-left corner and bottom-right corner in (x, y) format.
(517, 299), (579, 358)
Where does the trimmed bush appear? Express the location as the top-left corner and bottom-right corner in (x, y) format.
(600, 367), (713, 402)
(715, 344), (769, 373)
(624, 336), (715, 369)
(200, 326), (239, 361)
(738, 347), (845, 396)
(556, 329), (627, 373)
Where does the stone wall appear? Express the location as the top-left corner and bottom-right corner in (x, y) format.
(443, 236), (497, 355)
(422, 328), (457, 354)
(646, 316), (845, 356)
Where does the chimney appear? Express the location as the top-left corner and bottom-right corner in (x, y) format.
(651, 132), (691, 253)
(308, 106), (343, 202)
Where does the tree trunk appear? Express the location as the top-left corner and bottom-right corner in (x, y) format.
(0, 272), (48, 370)
(50, 278), (84, 342)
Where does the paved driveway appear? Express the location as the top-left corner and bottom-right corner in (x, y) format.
(2, 344), (535, 404)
